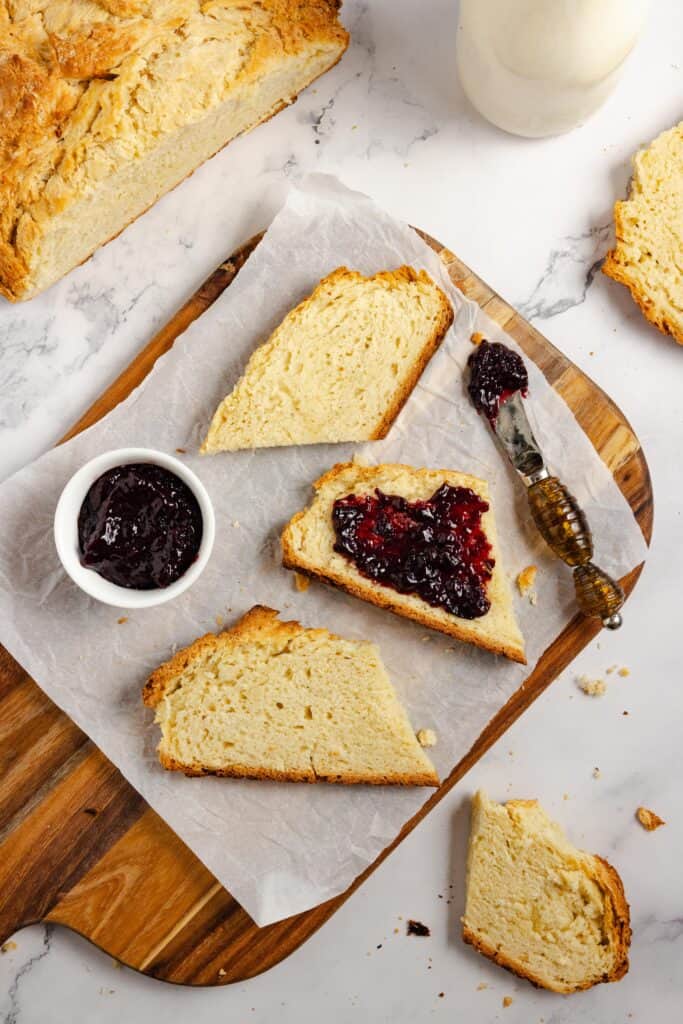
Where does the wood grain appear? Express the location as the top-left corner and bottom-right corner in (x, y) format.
(0, 231), (652, 985)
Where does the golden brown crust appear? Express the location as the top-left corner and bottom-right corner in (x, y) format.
(302, 265), (454, 442)
(143, 604), (439, 787)
(462, 852), (631, 993)
(142, 605), (300, 708)
(0, 95), (294, 304)
(603, 206), (683, 345)
(282, 559), (526, 663)
(281, 462), (526, 664)
(158, 751), (438, 787)
(635, 805), (666, 831)
(0, 1), (349, 301)
(368, 269), (454, 438)
(201, 265), (453, 453)
(602, 122), (683, 346)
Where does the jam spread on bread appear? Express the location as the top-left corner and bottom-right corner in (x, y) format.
(78, 464), (202, 589)
(467, 340), (528, 423)
(332, 484), (494, 619)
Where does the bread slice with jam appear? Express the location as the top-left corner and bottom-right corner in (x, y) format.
(281, 462), (525, 663)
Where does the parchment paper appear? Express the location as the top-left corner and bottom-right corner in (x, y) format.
(0, 175), (647, 926)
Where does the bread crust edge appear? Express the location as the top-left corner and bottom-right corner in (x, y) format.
(1, 28), (349, 302)
(461, 851), (631, 993)
(602, 184), (683, 345)
(281, 462), (526, 664)
(143, 603), (439, 787)
(370, 269), (455, 439)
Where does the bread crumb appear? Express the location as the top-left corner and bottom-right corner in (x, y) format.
(438, 992), (444, 998)
(476, 982), (488, 991)
(563, 793), (569, 800)
(232, 520), (240, 528)
(593, 767), (601, 779)
(393, 928), (399, 934)
(1, 941), (17, 953)
(416, 728), (437, 748)
(294, 573), (310, 592)
(175, 447), (187, 454)
(636, 806), (665, 831)
(618, 667), (630, 677)
(577, 674), (606, 696)
(406, 920), (430, 937)
(111, 958), (122, 969)
(471, 331), (485, 346)
(218, 968), (226, 977)
(606, 665), (617, 675)
(529, 592), (538, 606)
(215, 614), (224, 627)
(516, 565), (537, 595)
(117, 616), (128, 625)
(503, 996), (513, 1008)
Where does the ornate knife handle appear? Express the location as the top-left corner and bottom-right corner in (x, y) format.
(527, 476), (624, 629)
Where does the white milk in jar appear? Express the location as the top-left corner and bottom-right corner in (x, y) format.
(456, 0), (650, 137)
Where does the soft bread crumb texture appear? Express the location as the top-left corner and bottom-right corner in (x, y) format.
(281, 461), (525, 663)
(142, 605), (438, 786)
(635, 806), (665, 832)
(578, 675), (606, 697)
(201, 266), (453, 452)
(0, 1), (348, 301)
(416, 728), (437, 748)
(603, 121), (683, 345)
(462, 791), (631, 994)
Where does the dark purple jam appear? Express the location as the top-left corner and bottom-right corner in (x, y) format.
(77, 463), (203, 590)
(332, 484), (494, 620)
(467, 340), (528, 424)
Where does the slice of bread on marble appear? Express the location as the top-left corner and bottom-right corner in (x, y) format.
(462, 791), (631, 993)
(200, 266), (453, 453)
(142, 605), (438, 786)
(281, 462), (525, 663)
(603, 121), (683, 344)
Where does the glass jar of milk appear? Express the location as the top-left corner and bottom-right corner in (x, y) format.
(456, 0), (650, 137)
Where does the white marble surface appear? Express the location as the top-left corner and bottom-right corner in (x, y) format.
(1, 1), (681, 1020)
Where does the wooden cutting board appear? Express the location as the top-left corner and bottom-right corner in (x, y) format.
(0, 230), (652, 985)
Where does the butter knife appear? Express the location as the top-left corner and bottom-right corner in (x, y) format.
(469, 341), (625, 629)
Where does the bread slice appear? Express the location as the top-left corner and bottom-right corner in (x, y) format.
(142, 606), (438, 786)
(462, 791), (631, 993)
(603, 121), (683, 344)
(0, 2), (348, 301)
(200, 266), (453, 453)
(281, 462), (526, 663)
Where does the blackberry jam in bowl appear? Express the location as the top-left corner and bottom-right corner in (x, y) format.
(54, 448), (215, 608)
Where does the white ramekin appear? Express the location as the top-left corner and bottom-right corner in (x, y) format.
(54, 447), (215, 609)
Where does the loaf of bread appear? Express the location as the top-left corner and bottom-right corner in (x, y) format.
(0, 1), (348, 302)
(281, 462), (525, 663)
(142, 605), (439, 786)
(603, 121), (683, 345)
(462, 791), (631, 993)
(201, 266), (454, 453)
